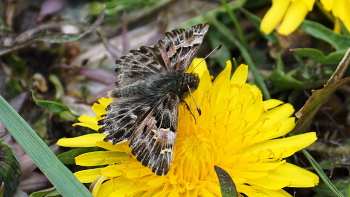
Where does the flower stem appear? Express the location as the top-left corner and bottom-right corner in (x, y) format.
(219, 0), (247, 48)
(207, 15), (271, 100)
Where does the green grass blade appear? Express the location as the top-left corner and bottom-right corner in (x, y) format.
(219, 0), (246, 48)
(302, 149), (344, 197)
(206, 15), (271, 99)
(0, 95), (92, 197)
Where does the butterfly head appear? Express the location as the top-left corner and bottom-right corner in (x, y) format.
(179, 73), (199, 99)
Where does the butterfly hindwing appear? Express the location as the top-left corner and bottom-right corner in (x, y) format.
(116, 46), (167, 87)
(129, 95), (179, 175)
(98, 23), (209, 175)
(98, 97), (149, 144)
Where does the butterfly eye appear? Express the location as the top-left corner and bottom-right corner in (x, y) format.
(179, 84), (189, 93)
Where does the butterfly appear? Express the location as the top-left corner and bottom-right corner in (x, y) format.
(98, 23), (209, 175)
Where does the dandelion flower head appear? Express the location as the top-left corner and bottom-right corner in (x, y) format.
(57, 59), (319, 197)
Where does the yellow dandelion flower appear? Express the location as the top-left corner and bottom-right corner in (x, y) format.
(260, 0), (316, 35)
(57, 59), (319, 196)
(320, 0), (350, 33)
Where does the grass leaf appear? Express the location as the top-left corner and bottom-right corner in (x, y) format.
(0, 96), (92, 197)
(302, 150), (344, 197)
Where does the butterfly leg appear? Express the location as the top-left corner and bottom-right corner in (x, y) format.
(180, 98), (198, 124)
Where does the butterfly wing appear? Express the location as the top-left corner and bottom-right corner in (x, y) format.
(100, 90), (179, 175)
(158, 23), (209, 72)
(128, 94), (179, 175)
(115, 45), (167, 87)
(99, 47), (166, 144)
(99, 97), (151, 144)
(115, 23), (209, 87)
(99, 23), (209, 175)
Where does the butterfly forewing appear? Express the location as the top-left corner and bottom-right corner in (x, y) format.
(158, 23), (209, 72)
(115, 46), (167, 87)
(98, 23), (209, 175)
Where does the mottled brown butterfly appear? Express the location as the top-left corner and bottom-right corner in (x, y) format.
(98, 23), (209, 175)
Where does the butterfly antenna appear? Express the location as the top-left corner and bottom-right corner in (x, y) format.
(183, 101), (197, 124)
(190, 44), (222, 73)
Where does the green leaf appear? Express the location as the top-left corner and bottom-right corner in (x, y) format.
(0, 141), (20, 197)
(29, 187), (60, 197)
(299, 20), (350, 50)
(214, 166), (238, 197)
(32, 93), (70, 113)
(89, 0), (155, 16)
(3, 53), (26, 71)
(296, 49), (350, 197)
(32, 92), (79, 118)
(0, 96), (92, 197)
(58, 111), (77, 121)
(49, 75), (64, 101)
(326, 51), (348, 64)
(294, 77), (350, 134)
(294, 48), (350, 134)
(327, 49), (350, 86)
(5, 78), (24, 98)
(292, 48), (347, 64)
(269, 69), (303, 90)
(57, 147), (101, 165)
